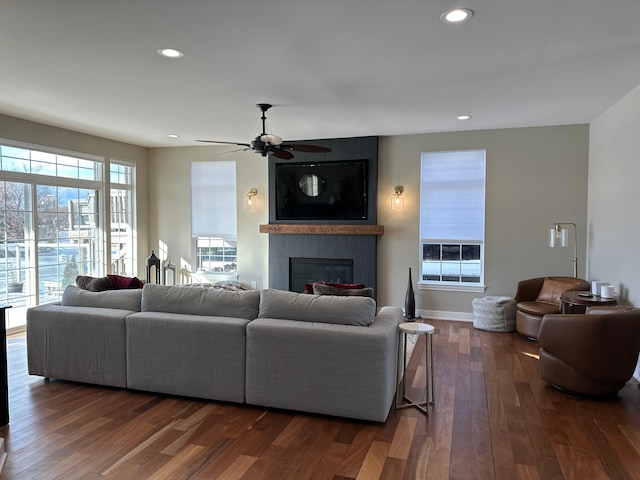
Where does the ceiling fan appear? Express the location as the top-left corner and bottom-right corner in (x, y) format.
(196, 103), (332, 160)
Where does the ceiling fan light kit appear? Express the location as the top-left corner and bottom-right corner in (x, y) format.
(196, 103), (331, 160)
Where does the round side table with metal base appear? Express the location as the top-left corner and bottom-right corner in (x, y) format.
(396, 322), (435, 415)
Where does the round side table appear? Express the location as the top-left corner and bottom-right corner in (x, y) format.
(396, 322), (435, 415)
(560, 290), (618, 313)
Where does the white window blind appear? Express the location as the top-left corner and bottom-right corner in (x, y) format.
(190, 161), (237, 237)
(420, 150), (486, 243)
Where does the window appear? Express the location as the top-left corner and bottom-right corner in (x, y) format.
(0, 140), (136, 331)
(419, 149), (486, 290)
(110, 161), (136, 276)
(190, 161), (237, 273)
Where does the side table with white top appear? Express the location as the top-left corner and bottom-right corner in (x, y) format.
(396, 321), (435, 415)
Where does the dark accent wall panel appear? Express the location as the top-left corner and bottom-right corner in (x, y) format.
(266, 136), (379, 295)
(268, 136), (378, 225)
(268, 234), (377, 297)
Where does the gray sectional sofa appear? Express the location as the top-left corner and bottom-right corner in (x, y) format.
(26, 284), (403, 422)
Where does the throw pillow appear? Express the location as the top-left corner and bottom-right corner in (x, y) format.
(313, 283), (374, 297)
(535, 278), (578, 306)
(75, 275), (113, 292)
(303, 282), (366, 294)
(107, 274), (144, 289)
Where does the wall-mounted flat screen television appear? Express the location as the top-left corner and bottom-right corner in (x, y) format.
(274, 159), (368, 221)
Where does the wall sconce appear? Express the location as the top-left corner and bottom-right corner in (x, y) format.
(549, 222), (577, 277)
(244, 188), (258, 211)
(391, 185), (404, 211)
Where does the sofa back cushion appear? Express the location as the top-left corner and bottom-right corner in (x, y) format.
(61, 285), (142, 311)
(141, 283), (260, 320)
(535, 277), (586, 306)
(258, 288), (376, 326)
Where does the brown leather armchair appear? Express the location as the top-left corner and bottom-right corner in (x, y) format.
(537, 307), (640, 396)
(514, 276), (590, 339)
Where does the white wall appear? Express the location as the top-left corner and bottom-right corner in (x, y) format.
(147, 146), (269, 288)
(378, 125), (590, 316)
(588, 83), (640, 379)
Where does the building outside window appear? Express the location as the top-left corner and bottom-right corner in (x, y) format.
(419, 149), (486, 290)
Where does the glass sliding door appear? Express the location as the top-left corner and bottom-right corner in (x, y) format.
(36, 185), (101, 302)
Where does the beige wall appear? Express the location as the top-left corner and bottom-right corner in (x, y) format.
(147, 146), (269, 287)
(0, 114), (150, 276)
(150, 125), (590, 316)
(378, 125), (590, 317)
(588, 84), (640, 379)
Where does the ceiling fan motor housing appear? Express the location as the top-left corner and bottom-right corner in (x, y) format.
(251, 136), (269, 156)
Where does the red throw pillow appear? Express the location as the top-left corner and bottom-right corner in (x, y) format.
(304, 282), (366, 294)
(107, 274), (144, 289)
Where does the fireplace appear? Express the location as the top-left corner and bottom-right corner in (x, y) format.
(289, 257), (354, 293)
(267, 233), (377, 296)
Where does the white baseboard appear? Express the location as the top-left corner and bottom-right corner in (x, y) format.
(416, 309), (473, 323)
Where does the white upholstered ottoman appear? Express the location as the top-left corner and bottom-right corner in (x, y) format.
(472, 296), (516, 332)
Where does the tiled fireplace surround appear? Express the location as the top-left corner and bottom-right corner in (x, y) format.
(262, 136), (382, 297)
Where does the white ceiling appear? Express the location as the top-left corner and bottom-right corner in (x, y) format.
(2, 0), (640, 148)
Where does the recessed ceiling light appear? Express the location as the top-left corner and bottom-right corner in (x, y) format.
(457, 115), (472, 120)
(158, 48), (184, 58)
(441, 8), (474, 23)
(167, 134), (180, 138)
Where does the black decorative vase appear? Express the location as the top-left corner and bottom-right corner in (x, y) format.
(405, 267), (416, 320)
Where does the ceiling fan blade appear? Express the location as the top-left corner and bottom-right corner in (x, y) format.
(196, 140), (252, 148)
(281, 143), (332, 153)
(272, 149), (295, 160)
(216, 147), (251, 156)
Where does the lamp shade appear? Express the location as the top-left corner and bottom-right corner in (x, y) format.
(391, 185), (404, 211)
(549, 227), (568, 248)
(391, 194), (404, 211)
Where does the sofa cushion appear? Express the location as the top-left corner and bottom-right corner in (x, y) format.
(516, 300), (560, 316)
(535, 277), (582, 306)
(312, 283), (374, 297)
(62, 285), (142, 311)
(258, 288), (376, 326)
(141, 283), (259, 320)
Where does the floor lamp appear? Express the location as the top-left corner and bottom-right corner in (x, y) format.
(549, 222), (577, 278)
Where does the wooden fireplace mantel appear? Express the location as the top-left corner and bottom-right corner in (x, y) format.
(259, 224), (384, 235)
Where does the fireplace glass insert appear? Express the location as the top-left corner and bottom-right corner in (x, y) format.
(289, 257), (354, 293)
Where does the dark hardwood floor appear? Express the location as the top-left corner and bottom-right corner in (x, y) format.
(1, 319), (640, 479)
